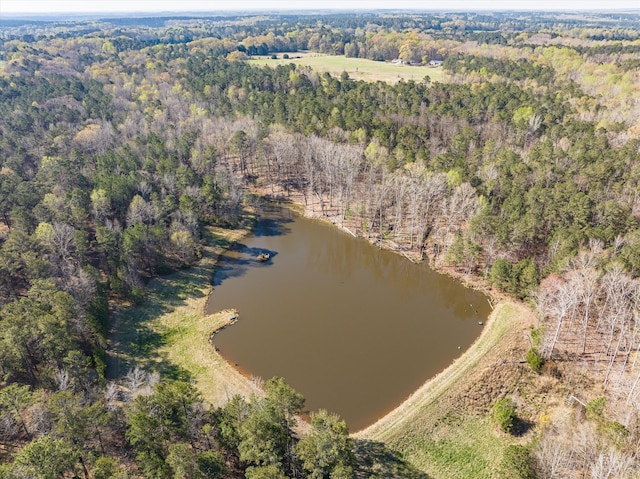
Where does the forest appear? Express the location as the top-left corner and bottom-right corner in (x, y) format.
(1, 9), (640, 478)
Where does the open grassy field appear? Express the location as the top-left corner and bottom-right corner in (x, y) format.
(106, 217), (261, 405)
(252, 53), (446, 84)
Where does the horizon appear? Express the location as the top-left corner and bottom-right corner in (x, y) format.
(2, 0), (640, 16)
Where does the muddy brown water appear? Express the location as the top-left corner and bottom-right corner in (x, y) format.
(207, 205), (491, 432)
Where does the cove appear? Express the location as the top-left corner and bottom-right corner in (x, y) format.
(207, 205), (491, 431)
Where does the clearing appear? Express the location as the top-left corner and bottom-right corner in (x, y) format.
(251, 53), (446, 84)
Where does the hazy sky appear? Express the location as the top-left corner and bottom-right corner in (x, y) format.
(2, 0), (639, 14)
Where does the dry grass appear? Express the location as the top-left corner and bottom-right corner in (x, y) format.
(251, 53), (447, 84)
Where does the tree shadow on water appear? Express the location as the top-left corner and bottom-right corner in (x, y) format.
(252, 215), (293, 237)
(234, 244), (278, 261)
(354, 440), (432, 479)
(212, 243), (278, 287)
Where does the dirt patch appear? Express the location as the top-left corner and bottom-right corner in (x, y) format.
(0, 223), (9, 241)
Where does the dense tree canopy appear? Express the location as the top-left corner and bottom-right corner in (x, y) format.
(1, 9), (640, 478)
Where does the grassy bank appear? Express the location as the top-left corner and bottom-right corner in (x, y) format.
(106, 197), (540, 477)
(356, 302), (537, 478)
(250, 196), (540, 477)
(251, 53), (446, 84)
(106, 218), (260, 405)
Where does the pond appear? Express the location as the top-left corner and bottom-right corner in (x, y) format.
(207, 205), (491, 431)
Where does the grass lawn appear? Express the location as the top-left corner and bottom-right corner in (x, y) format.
(252, 53), (446, 84)
(106, 217), (261, 406)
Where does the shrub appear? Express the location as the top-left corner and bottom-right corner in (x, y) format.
(512, 258), (539, 299)
(92, 457), (120, 479)
(489, 259), (512, 292)
(493, 398), (516, 433)
(600, 420), (628, 447)
(586, 396), (606, 421)
(489, 258), (539, 299)
(526, 347), (544, 373)
(530, 326), (544, 349)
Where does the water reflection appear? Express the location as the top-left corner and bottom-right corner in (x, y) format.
(208, 206), (490, 431)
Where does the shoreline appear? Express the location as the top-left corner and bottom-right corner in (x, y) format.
(106, 213), (262, 406)
(110, 195), (532, 446)
(352, 300), (533, 438)
(214, 196), (530, 439)
(258, 193), (503, 307)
